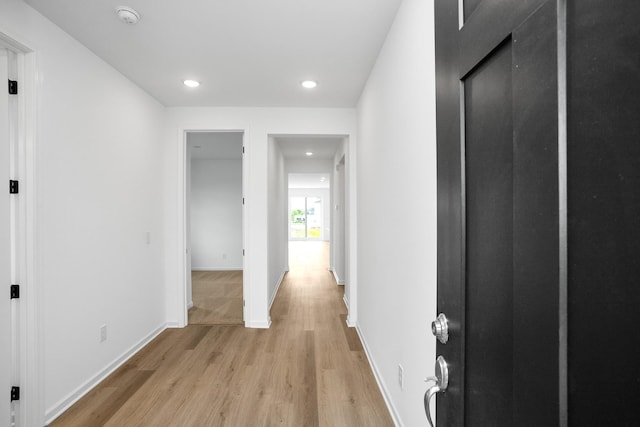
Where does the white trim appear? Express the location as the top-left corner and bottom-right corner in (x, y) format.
(165, 322), (183, 329)
(345, 315), (356, 328)
(343, 294), (350, 310)
(245, 318), (272, 329)
(0, 30), (43, 426)
(44, 324), (167, 424)
(191, 267), (243, 272)
(187, 300), (194, 309)
(331, 269), (345, 285)
(21, 46), (42, 427)
(176, 128), (188, 327)
(356, 325), (402, 427)
(346, 135), (358, 326)
(268, 270), (287, 310)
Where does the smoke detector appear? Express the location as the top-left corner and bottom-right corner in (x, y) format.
(116, 6), (141, 25)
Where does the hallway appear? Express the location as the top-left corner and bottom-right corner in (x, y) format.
(50, 241), (392, 426)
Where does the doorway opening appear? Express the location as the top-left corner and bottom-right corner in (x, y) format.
(271, 136), (347, 293)
(186, 131), (244, 325)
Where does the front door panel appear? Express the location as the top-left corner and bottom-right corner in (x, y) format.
(464, 39), (514, 425)
(435, 1), (561, 425)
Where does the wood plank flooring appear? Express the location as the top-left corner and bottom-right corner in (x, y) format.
(50, 241), (394, 426)
(189, 270), (243, 325)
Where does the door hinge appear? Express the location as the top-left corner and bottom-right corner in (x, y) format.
(242, 197), (245, 205)
(9, 180), (18, 194)
(242, 249), (245, 256)
(8, 80), (18, 95)
(10, 386), (19, 402)
(10, 285), (19, 299)
(242, 146), (245, 154)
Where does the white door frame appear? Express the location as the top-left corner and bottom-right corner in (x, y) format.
(177, 129), (247, 327)
(343, 137), (357, 327)
(1, 45), (13, 427)
(331, 155), (346, 286)
(0, 31), (42, 427)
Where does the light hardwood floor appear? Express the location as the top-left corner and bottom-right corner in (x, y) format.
(189, 270), (243, 325)
(50, 241), (393, 426)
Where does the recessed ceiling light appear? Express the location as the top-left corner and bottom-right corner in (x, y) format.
(301, 80), (318, 89)
(115, 6), (141, 25)
(183, 80), (200, 88)
(305, 152), (313, 156)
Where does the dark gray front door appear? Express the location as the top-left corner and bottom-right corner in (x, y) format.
(435, 0), (640, 425)
(434, 1), (561, 425)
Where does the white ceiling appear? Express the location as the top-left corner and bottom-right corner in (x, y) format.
(23, 0), (402, 107)
(289, 173), (330, 189)
(276, 135), (343, 160)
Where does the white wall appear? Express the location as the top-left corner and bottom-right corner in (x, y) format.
(356, 0), (437, 425)
(0, 0), (167, 423)
(286, 157), (333, 173)
(190, 159), (243, 270)
(163, 108), (357, 329)
(267, 137), (288, 308)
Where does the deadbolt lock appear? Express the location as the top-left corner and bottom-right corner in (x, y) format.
(431, 313), (449, 344)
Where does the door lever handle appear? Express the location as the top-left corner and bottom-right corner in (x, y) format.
(424, 356), (449, 427)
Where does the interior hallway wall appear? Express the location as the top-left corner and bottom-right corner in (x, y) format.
(285, 157), (332, 173)
(356, 0), (437, 424)
(0, 0), (167, 422)
(267, 137), (288, 308)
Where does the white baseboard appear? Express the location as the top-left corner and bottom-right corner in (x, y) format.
(245, 317), (272, 329)
(343, 293), (350, 309)
(269, 270), (287, 310)
(346, 315), (356, 328)
(165, 321), (184, 328)
(191, 267), (243, 271)
(187, 300), (194, 309)
(331, 269), (345, 285)
(356, 325), (403, 427)
(45, 323), (167, 424)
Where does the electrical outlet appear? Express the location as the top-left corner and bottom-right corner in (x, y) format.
(100, 324), (107, 343)
(398, 364), (404, 390)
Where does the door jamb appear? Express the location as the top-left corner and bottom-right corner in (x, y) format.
(0, 31), (42, 426)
